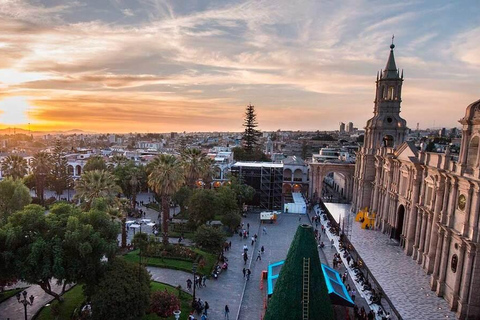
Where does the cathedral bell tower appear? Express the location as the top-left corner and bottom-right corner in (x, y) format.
(352, 41), (408, 213)
(363, 42), (407, 151)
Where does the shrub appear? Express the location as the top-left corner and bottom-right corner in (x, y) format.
(149, 289), (180, 318)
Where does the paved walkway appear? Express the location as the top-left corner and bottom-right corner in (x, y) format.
(0, 281), (71, 320)
(325, 202), (456, 320)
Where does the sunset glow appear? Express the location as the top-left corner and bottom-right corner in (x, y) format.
(0, 1), (478, 133)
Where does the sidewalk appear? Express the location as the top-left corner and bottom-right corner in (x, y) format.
(0, 282), (71, 320)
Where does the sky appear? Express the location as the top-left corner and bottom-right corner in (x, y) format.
(0, 0), (479, 133)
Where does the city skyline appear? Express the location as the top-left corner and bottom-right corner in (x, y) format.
(0, 0), (479, 133)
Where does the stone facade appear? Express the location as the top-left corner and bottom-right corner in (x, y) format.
(352, 44), (480, 319)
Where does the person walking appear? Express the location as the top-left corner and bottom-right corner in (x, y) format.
(246, 268), (251, 280)
(224, 305), (230, 319)
(243, 252), (248, 265)
(186, 279), (192, 291)
(251, 236), (255, 246)
(256, 250), (262, 261)
(204, 301), (209, 316)
(261, 245), (265, 254)
(243, 267), (246, 278)
(263, 227), (267, 234)
(202, 275), (207, 287)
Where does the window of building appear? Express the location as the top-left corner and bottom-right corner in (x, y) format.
(425, 186), (433, 206)
(387, 86), (395, 100)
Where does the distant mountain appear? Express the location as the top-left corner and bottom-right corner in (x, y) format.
(0, 127), (96, 135)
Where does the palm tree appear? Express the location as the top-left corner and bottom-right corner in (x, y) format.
(1, 154), (28, 180)
(148, 154), (185, 244)
(181, 148), (209, 188)
(74, 169), (122, 211)
(32, 151), (52, 204)
(201, 157), (216, 189)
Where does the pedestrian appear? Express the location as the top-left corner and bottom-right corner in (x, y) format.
(202, 275), (207, 287)
(351, 289), (356, 302)
(331, 239), (334, 248)
(247, 223), (250, 230)
(256, 250), (262, 261)
(261, 245), (265, 254)
(243, 252), (248, 265)
(186, 279), (192, 291)
(243, 244), (248, 253)
(243, 267), (246, 278)
(254, 233), (257, 241)
(229, 241), (232, 249)
(225, 305), (230, 319)
(204, 301), (209, 316)
(299, 215), (302, 222)
(201, 313), (207, 320)
(246, 268), (251, 280)
(263, 227), (267, 234)
(251, 236), (255, 246)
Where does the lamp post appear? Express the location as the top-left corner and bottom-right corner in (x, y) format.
(192, 262), (198, 305)
(16, 290), (34, 320)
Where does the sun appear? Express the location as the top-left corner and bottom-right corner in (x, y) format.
(0, 96), (32, 125)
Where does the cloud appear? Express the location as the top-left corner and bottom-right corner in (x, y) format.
(0, 0), (477, 132)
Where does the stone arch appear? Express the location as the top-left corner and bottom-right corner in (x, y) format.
(383, 134), (394, 147)
(308, 163), (355, 203)
(283, 168), (292, 181)
(283, 183), (292, 194)
(293, 183), (302, 193)
(214, 166), (222, 179)
(466, 136), (479, 173)
(75, 165), (82, 176)
(293, 169), (303, 182)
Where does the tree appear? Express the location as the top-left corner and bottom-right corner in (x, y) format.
(32, 151), (52, 204)
(49, 141), (70, 200)
(242, 104), (261, 153)
(149, 289), (180, 318)
(148, 154), (185, 245)
(74, 170), (122, 210)
(0, 203), (119, 301)
(264, 225), (334, 320)
(181, 148), (210, 188)
(83, 156), (107, 172)
(188, 189), (218, 227)
(194, 225), (226, 253)
(227, 175), (255, 207)
(221, 211), (242, 232)
(90, 258), (151, 320)
(172, 186), (192, 213)
(0, 178), (31, 224)
(1, 154), (28, 180)
(216, 186), (239, 214)
(113, 161), (146, 210)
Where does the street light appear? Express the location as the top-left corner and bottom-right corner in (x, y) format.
(16, 290), (34, 320)
(192, 262), (198, 305)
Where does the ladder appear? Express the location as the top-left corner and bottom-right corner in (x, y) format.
(302, 257), (310, 320)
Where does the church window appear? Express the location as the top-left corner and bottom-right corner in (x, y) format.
(451, 254), (458, 273)
(383, 135), (394, 147)
(387, 86), (395, 100)
(466, 136), (479, 173)
(426, 186), (433, 206)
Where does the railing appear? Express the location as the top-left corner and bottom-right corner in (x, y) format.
(318, 199), (403, 320)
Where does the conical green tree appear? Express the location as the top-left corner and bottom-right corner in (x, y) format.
(264, 224), (334, 320)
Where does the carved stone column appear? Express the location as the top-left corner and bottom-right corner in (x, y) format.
(456, 245), (475, 319)
(436, 230), (451, 296)
(430, 227), (445, 290)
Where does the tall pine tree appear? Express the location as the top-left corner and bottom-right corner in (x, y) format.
(242, 104), (261, 154)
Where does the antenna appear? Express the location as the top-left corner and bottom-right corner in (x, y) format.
(391, 34), (395, 45)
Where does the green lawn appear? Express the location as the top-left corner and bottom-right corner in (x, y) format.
(34, 282), (192, 320)
(0, 288), (26, 304)
(123, 248), (217, 276)
(35, 285), (84, 320)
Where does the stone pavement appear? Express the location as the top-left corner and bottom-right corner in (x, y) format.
(325, 203), (456, 320)
(0, 281), (71, 320)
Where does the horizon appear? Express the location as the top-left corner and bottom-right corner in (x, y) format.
(0, 1), (479, 133)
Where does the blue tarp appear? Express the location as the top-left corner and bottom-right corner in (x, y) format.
(267, 261), (354, 307)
